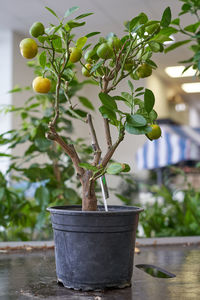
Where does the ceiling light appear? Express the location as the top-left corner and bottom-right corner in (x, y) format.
(181, 83), (200, 93)
(165, 66), (196, 78)
(175, 103), (186, 112)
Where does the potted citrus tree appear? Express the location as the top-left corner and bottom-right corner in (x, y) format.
(19, 5), (171, 291)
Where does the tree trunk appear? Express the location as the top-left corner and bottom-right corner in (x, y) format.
(81, 170), (97, 211)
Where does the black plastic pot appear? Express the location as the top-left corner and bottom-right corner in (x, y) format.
(47, 205), (143, 291)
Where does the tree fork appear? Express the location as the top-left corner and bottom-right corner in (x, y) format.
(81, 170), (97, 211)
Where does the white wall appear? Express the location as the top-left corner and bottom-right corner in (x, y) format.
(0, 31), (35, 174)
(0, 30), (13, 174)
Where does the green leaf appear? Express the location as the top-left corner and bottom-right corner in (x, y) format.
(0, 153), (13, 157)
(115, 193), (132, 205)
(146, 59), (158, 69)
(64, 6), (79, 18)
(8, 86), (22, 93)
(129, 16), (141, 32)
(78, 96), (94, 111)
(125, 124), (152, 135)
(67, 21), (85, 29)
(82, 43), (92, 51)
(0, 187), (5, 200)
(79, 163), (98, 171)
(161, 7), (171, 28)
(152, 27), (178, 43)
(149, 110), (158, 123)
(34, 138), (52, 152)
(184, 22), (200, 33)
(64, 188), (81, 204)
(76, 36), (87, 49)
(128, 80), (134, 93)
(90, 60), (104, 73)
(99, 106), (117, 121)
(75, 13), (94, 20)
(107, 163), (124, 175)
(38, 36), (48, 43)
(99, 93), (117, 110)
(85, 32), (101, 38)
(171, 18), (180, 25)
(164, 40), (191, 53)
(121, 92), (133, 107)
(8, 85), (30, 94)
(52, 24), (63, 34)
(138, 12), (148, 24)
(180, 3), (191, 14)
(113, 96), (126, 101)
(126, 114), (147, 127)
(144, 89), (155, 113)
(134, 98), (144, 108)
(149, 41), (162, 53)
(45, 7), (58, 18)
(39, 51), (46, 68)
(52, 37), (62, 49)
(35, 186), (50, 207)
(135, 87), (144, 92)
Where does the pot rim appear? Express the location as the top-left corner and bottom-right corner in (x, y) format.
(47, 205), (144, 215)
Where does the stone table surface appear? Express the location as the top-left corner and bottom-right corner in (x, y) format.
(0, 238), (200, 300)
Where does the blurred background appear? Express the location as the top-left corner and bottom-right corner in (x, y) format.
(0, 0), (200, 240)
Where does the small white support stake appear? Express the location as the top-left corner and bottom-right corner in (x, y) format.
(100, 175), (109, 211)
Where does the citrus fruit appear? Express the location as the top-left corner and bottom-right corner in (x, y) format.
(137, 64), (152, 78)
(69, 47), (82, 63)
(82, 64), (92, 77)
(147, 124), (162, 140)
(107, 36), (121, 51)
(32, 76), (51, 93)
(19, 38), (38, 59)
(124, 59), (135, 71)
(29, 22), (45, 38)
(97, 43), (113, 59)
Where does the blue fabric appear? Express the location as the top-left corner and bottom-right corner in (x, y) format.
(136, 125), (200, 170)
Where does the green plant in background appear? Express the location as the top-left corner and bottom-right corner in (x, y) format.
(165, 0), (200, 76)
(1, 5), (173, 239)
(139, 167), (200, 237)
(0, 58), (95, 241)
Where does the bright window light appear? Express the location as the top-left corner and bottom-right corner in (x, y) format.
(181, 83), (200, 93)
(165, 66), (196, 78)
(175, 103), (186, 112)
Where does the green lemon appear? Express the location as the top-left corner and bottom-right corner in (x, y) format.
(19, 38), (38, 59)
(82, 63), (92, 77)
(29, 22), (45, 38)
(107, 36), (121, 51)
(124, 59), (135, 71)
(147, 124), (162, 140)
(69, 47), (82, 63)
(137, 64), (152, 78)
(97, 43), (113, 59)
